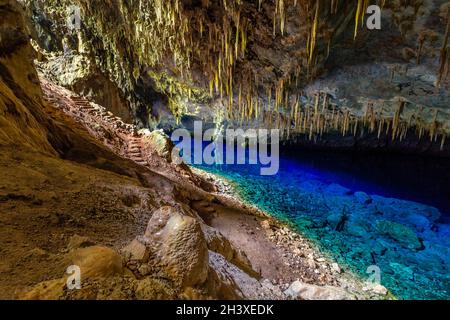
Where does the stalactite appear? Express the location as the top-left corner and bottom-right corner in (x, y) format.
(88, 0), (446, 148)
(437, 10), (449, 87)
(430, 109), (439, 142)
(392, 100), (406, 141)
(309, 1), (320, 65)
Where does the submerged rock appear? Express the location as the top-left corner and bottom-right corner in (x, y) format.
(376, 220), (423, 251)
(354, 192), (372, 205)
(326, 210), (348, 231)
(324, 183), (352, 196)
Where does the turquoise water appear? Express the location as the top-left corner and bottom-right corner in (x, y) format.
(181, 140), (450, 299)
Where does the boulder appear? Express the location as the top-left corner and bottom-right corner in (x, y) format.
(260, 220), (272, 230)
(326, 210), (348, 231)
(401, 213), (431, 232)
(202, 224), (259, 278)
(376, 220), (423, 251)
(363, 283), (388, 296)
(354, 191), (372, 205)
(21, 245), (123, 300)
(121, 236), (151, 262)
(345, 218), (371, 238)
(331, 263), (341, 273)
(416, 206), (441, 223)
(70, 246), (123, 278)
(372, 284), (388, 296)
(284, 281), (356, 300)
(206, 251), (278, 300)
(144, 206), (177, 238)
(144, 130), (173, 161)
(145, 206), (209, 288)
(324, 183), (352, 196)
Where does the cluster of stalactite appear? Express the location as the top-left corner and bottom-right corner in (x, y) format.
(81, 0), (357, 122)
(30, 0), (448, 141)
(260, 91), (447, 149)
(118, 0), (447, 140)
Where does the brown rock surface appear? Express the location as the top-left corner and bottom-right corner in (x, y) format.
(146, 207), (209, 288)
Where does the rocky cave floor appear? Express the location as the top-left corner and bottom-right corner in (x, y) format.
(1, 0), (449, 301)
(0, 75), (389, 300)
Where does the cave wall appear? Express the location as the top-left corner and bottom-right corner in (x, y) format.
(0, 0), (68, 154)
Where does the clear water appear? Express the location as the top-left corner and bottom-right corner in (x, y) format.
(181, 140), (450, 299)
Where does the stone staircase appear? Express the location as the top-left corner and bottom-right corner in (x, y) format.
(40, 78), (148, 167)
(127, 137), (147, 166)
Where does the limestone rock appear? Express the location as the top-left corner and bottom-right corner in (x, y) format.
(260, 220), (272, 230)
(145, 206), (209, 288)
(376, 220), (423, 251)
(324, 183), (352, 196)
(121, 236), (151, 262)
(70, 246), (123, 279)
(327, 210), (347, 231)
(207, 251), (277, 300)
(144, 130), (173, 161)
(354, 192), (372, 205)
(372, 284), (388, 296)
(331, 263), (341, 274)
(284, 281), (356, 300)
(144, 206), (177, 238)
(202, 224), (259, 278)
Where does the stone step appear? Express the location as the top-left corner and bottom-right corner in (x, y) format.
(74, 101), (90, 105)
(129, 152), (141, 157)
(71, 98), (88, 102)
(79, 105), (92, 110)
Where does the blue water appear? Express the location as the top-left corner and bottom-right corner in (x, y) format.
(179, 139), (450, 299)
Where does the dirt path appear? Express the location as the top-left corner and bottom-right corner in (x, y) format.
(208, 206), (290, 281)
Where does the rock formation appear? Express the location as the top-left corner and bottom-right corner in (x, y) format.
(19, 0), (450, 154)
(1, 0), (447, 301)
